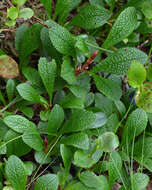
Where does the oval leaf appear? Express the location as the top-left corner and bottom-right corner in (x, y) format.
(102, 7), (137, 48)
(127, 61), (146, 88)
(60, 109), (96, 133)
(49, 21), (75, 55)
(69, 3), (110, 29)
(22, 123), (43, 151)
(5, 155), (27, 190)
(93, 74), (122, 101)
(4, 115), (30, 133)
(38, 58), (57, 102)
(60, 132), (89, 150)
(17, 83), (41, 103)
(19, 8), (34, 20)
(122, 108), (148, 144)
(34, 174), (59, 190)
(91, 47), (148, 75)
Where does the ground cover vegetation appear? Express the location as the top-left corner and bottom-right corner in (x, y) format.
(0, 0), (152, 189)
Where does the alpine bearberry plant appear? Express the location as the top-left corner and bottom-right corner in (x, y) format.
(0, 0), (152, 189)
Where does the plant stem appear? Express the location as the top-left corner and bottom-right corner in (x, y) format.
(26, 135), (62, 190)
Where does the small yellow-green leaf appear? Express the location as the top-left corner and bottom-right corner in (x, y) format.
(0, 55), (19, 78)
(5, 20), (16, 26)
(127, 61), (146, 88)
(7, 6), (18, 20)
(135, 82), (152, 113)
(142, 2), (152, 20)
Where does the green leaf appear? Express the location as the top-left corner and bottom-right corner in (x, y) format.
(54, 0), (81, 24)
(60, 132), (89, 150)
(38, 58), (57, 102)
(89, 112), (107, 129)
(0, 142), (6, 155)
(102, 7), (137, 49)
(125, 0), (145, 8)
(19, 24), (42, 66)
(22, 66), (45, 94)
(79, 171), (101, 188)
(127, 61), (146, 88)
(132, 173), (149, 190)
(68, 84), (87, 99)
(93, 74), (122, 101)
(4, 129), (31, 157)
(59, 93), (84, 109)
(69, 3), (110, 29)
(91, 47), (148, 75)
(147, 64), (152, 81)
(5, 20), (16, 26)
(15, 24), (28, 51)
(19, 8), (34, 20)
(108, 151), (122, 189)
(64, 181), (90, 190)
(142, 2), (152, 19)
(135, 157), (152, 173)
(17, 83), (41, 103)
(7, 6), (18, 20)
(114, 100), (126, 117)
(60, 144), (73, 176)
(134, 136), (152, 159)
(4, 115), (30, 133)
(34, 174), (59, 190)
(61, 56), (77, 85)
(0, 89), (6, 105)
(40, 0), (52, 18)
(84, 92), (94, 107)
(0, 55), (19, 78)
(89, 0), (104, 7)
(6, 79), (15, 102)
(22, 123), (43, 151)
(24, 161), (36, 176)
(60, 109), (96, 133)
(12, 0), (26, 6)
(18, 106), (34, 119)
(122, 108), (148, 144)
(95, 93), (116, 116)
(93, 160), (109, 173)
(49, 21), (75, 55)
(0, 49), (6, 55)
(5, 155), (27, 190)
(40, 21), (61, 62)
(34, 151), (51, 164)
(74, 148), (102, 168)
(48, 104), (64, 134)
(97, 132), (119, 152)
(75, 38), (89, 54)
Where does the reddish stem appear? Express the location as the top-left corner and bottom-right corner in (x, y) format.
(44, 136), (49, 153)
(75, 50), (98, 75)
